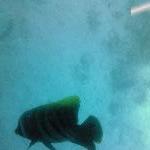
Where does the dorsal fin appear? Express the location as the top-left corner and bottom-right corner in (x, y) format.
(32, 96), (80, 129)
(47, 96), (80, 127)
(49, 96), (80, 108)
(54, 96), (80, 126)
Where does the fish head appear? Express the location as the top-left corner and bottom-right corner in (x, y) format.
(15, 120), (23, 136)
(15, 117), (26, 137)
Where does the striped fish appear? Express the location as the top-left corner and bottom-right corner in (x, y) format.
(15, 96), (103, 150)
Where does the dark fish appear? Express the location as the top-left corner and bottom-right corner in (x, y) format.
(15, 96), (103, 150)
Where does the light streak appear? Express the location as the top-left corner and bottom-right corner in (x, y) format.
(131, 2), (150, 15)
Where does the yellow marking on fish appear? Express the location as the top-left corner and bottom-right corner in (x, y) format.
(42, 96), (80, 110)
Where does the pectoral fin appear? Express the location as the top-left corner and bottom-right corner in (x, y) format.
(87, 142), (96, 150)
(42, 140), (56, 150)
(27, 140), (36, 150)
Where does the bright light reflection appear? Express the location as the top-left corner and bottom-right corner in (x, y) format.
(131, 2), (150, 15)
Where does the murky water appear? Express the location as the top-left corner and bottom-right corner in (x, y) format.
(0, 0), (150, 150)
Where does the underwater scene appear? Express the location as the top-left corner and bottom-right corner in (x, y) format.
(0, 0), (150, 150)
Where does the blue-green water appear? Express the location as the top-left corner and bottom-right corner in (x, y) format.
(1, 0), (150, 150)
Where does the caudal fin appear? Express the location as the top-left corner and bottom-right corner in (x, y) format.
(81, 116), (103, 143)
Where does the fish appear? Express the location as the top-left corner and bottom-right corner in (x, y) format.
(15, 96), (103, 150)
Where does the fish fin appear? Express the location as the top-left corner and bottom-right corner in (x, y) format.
(81, 115), (103, 143)
(47, 96), (80, 109)
(27, 140), (36, 150)
(87, 142), (96, 150)
(53, 96), (80, 108)
(42, 140), (56, 150)
(48, 96), (80, 127)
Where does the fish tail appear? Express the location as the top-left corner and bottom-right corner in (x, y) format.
(81, 115), (103, 143)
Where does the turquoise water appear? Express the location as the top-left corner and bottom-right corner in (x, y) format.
(1, 0), (150, 149)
